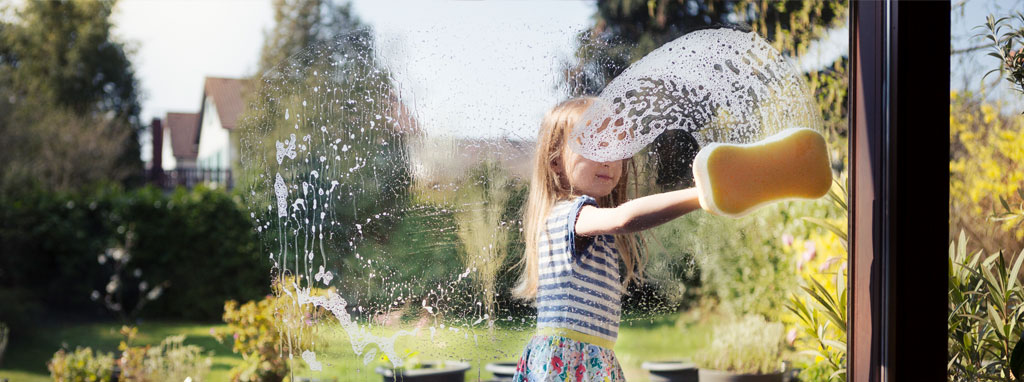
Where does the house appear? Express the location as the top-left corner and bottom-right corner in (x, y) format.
(195, 77), (247, 175)
(147, 75), (424, 191)
(162, 112), (199, 170)
(145, 77), (246, 190)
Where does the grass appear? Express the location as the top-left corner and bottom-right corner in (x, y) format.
(0, 320), (240, 382)
(0, 313), (715, 382)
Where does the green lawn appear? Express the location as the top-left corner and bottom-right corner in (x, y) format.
(0, 313), (714, 382)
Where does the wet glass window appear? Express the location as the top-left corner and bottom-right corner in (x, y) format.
(238, 2), (850, 381)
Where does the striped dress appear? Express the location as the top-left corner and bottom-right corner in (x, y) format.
(513, 195), (627, 382)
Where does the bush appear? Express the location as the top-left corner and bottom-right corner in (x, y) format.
(216, 297), (289, 382)
(47, 346), (116, 382)
(948, 230), (1024, 381)
(656, 194), (841, 320)
(119, 326), (212, 382)
(694, 314), (785, 374)
(0, 184), (270, 323)
(215, 278), (328, 382)
(949, 90), (1024, 256)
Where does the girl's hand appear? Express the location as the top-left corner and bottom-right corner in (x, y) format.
(575, 187), (703, 236)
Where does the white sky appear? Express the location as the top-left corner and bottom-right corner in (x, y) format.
(107, 0), (851, 162)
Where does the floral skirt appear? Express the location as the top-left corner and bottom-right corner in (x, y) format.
(512, 334), (625, 382)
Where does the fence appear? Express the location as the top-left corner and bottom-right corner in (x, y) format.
(147, 168), (233, 190)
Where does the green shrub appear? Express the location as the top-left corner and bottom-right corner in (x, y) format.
(948, 230), (1024, 381)
(216, 296), (288, 382)
(118, 326), (212, 382)
(0, 184), (270, 323)
(47, 346), (116, 382)
(0, 322), (8, 367)
(657, 196), (839, 320)
(215, 279), (328, 382)
(694, 314), (785, 374)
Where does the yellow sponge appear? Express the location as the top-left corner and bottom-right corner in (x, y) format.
(693, 128), (832, 218)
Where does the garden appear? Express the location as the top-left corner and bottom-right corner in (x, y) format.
(0, 0), (1018, 382)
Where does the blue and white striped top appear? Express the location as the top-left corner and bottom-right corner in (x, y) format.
(536, 195), (624, 344)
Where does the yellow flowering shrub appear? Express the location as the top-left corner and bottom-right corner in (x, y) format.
(214, 276), (331, 382)
(949, 90), (1024, 255)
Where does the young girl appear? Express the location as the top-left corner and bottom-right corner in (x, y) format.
(512, 97), (704, 382)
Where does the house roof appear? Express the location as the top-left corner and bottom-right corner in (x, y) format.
(165, 112), (199, 160)
(203, 77), (247, 130)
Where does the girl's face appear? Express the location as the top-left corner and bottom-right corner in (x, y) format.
(553, 145), (623, 198)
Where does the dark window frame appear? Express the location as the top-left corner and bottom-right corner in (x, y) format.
(849, 1), (948, 380)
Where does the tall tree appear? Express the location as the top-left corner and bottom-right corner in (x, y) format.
(0, 0), (143, 190)
(240, 0), (416, 307)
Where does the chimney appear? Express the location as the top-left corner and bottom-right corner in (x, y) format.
(151, 118), (164, 184)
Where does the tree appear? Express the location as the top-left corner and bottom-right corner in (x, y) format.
(0, 0), (143, 191)
(239, 0), (415, 308)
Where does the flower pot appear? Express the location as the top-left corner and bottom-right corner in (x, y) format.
(641, 361), (698, 382)
(374, 360), (471, 382)
(698, 369), (784, 382)
(485, 361), (518, 382)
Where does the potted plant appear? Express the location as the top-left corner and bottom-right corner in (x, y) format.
(374, 356), (472, 382)
(641, 360), (698, 382)
(693, 315), (786, 382)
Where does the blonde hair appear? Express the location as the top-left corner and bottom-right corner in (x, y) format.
(512, 97), (645, 300)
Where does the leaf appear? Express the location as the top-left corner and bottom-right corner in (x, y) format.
(983, 68), (1002, 82)
(1003, 195), (1013, 213)
(802, 217), (847, 242)
(829, 369), (846, 381)
(1008, 248), (1024, 292)
(822, 339), (846, 350)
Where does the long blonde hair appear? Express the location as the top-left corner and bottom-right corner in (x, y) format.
(512, 97), (645, 300)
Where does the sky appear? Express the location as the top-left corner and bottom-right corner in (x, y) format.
(107, 0), (849, 163)
(950, 0), (1024, 110)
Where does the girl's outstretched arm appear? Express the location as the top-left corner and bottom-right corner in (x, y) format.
(575, 188), (703, 236)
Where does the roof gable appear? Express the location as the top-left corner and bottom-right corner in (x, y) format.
(165, 112), (199, 160)
(203, 77), (247, 130)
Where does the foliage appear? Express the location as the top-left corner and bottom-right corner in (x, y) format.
(117, 326), (213, 382)
(47, 347), (116, 382)
(0, 0), (143, 190)
(0, 105), (136, 193)
(693, 314), (785, 374)
(91, 228), (169, 325)
(949, 90), (1024, 256)
(0, 321), (7, 367)
(785, 178), (847, 382)
(0, 184), (269, 324)
(977, 12), (1024, 97)
(664, 191), (841, 319)
(216, 297), (289, 382)
(453, 159), (524, 323)
(948, 230), (1024, 381)
(215, 278), (328, 382)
